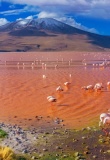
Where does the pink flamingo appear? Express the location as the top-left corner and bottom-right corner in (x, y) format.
(94, 83), (103, 92)
(81, 85), (94, 91)
(99, 113), (110, 126)
(56, 86), (63, 92)
(47, 96), (57, 105)
(43, 75), (47, 79)
(103, 116), (110, 125)
(99, 112), (110, 136)
(107, 81), (110, 86)
(64, 82), (71, 86)
(102, 117), (110, 136)
(64, 82), (71, 90)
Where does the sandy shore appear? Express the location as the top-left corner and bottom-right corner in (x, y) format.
(0, 116), (65, 153)
(0, 119), (110, 160)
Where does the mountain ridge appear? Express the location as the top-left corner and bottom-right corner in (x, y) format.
(0, 18), (110, 52)
(0, 18), (88, 34)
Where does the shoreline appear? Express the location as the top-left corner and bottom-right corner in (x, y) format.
(0, 51), (110, 159)
(0, 117), (110, 160)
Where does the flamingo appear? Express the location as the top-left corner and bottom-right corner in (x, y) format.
(99, 113), (110, 136)
(64, 82), (71, 90)
(64, 82), (71, 86)
(44, 64), (47, 69)
(94, 83), (103, 92)
(47, 96), (57, 105)
(81, 85), (94, 91)
(43, 75), (47, 79)
(31, 63), (34, 69)
(102, 116), (110, 136)
(84, 63), (87, 66)
(23, 63), (25, 69)
(99, 112), (110, 136)
(99, 62), (105, 67)
(99, 113), (110, 126)
(55, 64), (58, 69)
(47, 96), (57, 102)
(31, 62), (34, 66)
(56, 86), (63, 92)
(107, 81), (110, 86)
(103, 116), (110, 125)
(69, 74), (72, 78)
(42, 63), (45, 69)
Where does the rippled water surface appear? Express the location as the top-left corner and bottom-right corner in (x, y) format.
(0, 52), (110, 129)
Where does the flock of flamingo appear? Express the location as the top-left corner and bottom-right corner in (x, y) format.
(1, 53), (110, 137)
(15, 57), (110, 136)
(82, 81), (110, 92)
(47, 81), (71, 104)
(5, 56), (110, 134)
(45, 74), (110, 135)
(82, 82), (110, 135)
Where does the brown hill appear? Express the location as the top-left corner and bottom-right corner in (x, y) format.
(0, 18), (110, 52)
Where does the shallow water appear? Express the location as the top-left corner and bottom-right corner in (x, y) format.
(0, 52), (110, 129)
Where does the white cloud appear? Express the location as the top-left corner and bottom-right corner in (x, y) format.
(16, 18), (23, 21)
(38, 11), (58, 19)
(0, 0), (109, 20)
(0, 18), (9, 26)
(37, 11), (98, 34)
(2, 0), (110, 18)
(25, 15), (33, 19)
(58, 17), (98, 33)
(57, 17), (98, 34)
(0, 5), (39, 16)
(0, 9), (25, 16)
(0, 0), (107, 34)
(16, 15), (37, 21)
(3, 0), (68, 6)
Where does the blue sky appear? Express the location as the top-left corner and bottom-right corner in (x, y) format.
(0, 0), (110, 35)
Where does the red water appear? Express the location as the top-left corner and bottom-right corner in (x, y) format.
(0, 52), (110, 129)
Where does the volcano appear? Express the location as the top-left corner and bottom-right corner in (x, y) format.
(0, 18), (110, 52)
